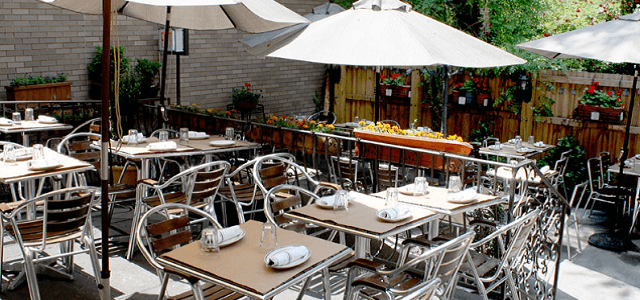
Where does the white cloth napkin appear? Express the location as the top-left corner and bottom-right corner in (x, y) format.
(489, 144), (503, 150)
(0, 118), (13, 126)
(217, 225), (243, 244)
(267, 246), (309, 267)
(534, 141), (545, 147)
(147, 141), (177, 151)
(122, 133), (145, 143)
(37, 115), (57, 123)
(316, 195), (335, 206)
(28, 159), (61, 169)
(188, 131), (208, 138)
(517, 147), (533, 153)
(447, 189), (479, 201)
(378, 206), (411, 219)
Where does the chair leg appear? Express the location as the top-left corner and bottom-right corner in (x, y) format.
(505, 268), (520, 300)
(565, 218), (572, 260)
(127, 200), (144, 260)
(157, 273), (169, 300)
(190, 281), (205, 300)
(85, 236), (102, 286)
(24, 249), (41, 300)
(630, 199), (640, 235)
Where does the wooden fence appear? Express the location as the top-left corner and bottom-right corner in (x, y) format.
(332, 67), (640, 160)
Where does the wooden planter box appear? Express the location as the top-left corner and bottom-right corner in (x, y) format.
(574, 104), (624, 124)
(5, 82), (71, 108)
(246, 127), (340, 156)
(474, 93), (492, 108)
(378, 84), (410, 98)
(353, 129), (473, 171)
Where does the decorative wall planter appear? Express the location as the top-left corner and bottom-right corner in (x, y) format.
(474, 93), (492, 108)
(353, 129), (473, 171)
(574, 104), (624, 124)
(378, 84), (411, 98)
(5, 82), (72, 108)
(234, 101), (258, 112)
(246, 127), (340, 156)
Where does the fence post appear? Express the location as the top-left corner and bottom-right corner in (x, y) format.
(520, 73), (538, 139)
(410, 69), (422, 126)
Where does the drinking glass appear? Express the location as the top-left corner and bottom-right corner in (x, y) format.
(409, 123), (415, 131)
(12, 112), (21, 125)
(225, 127), (235, 140)
(33, 144), (44, 160)
(385, 187), (399, 208)
(333, 190), (349, 211)
(260, 222), (277, 252)
(3, 144), (16, 166)
(448, 176), (462, 193)
(414, 176), (427, 195)
(158, 130), (169, 141)
(24, 108), (34, 121)
(127, 129), (139, 145)
(354, 116), (360, 124)
(179, 127), (189, 142)
(528, 135), (535, 144)
(200, 227), (220, 253)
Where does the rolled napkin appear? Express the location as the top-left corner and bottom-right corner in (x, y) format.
(188, 131), (208, 138)
(447, 189), (479, 202)
(377, 206), (411, 219)
(489, 144), (503, 150)
(267, 245), (310, 267)
(517, 147), (533, 153)
(37, 115), (57, 123)
(540, 165), (551, 175)
(0, 118), (14, 126)
(122, 132), (145, 143)
(316, 195), (335, 207)
(147, 141), (177, 151)
(217, 225), (243, 244)
(534, 141), (545, 147)
(28, 159), (62, 170)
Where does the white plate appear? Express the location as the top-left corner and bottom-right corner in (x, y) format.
(264, 245), (311, 269)
(446, 193), (479, 204)
(209, 140), (236, 147)
(376, 210), (412, 223)
(28, 160), (63, 171)
(122, 137), (148, 144)
(219, 228), (245, 247)
(189, 134), (210, 140)
(14, 149), (33, 161)
(37, 119), (58, 124)
(398, 184), (428, 196)
(516, 147), (535, 153)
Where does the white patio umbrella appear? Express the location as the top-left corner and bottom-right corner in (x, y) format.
(36, 1), (307, 298)
(266, 0), (525, 134)
(517, 12), (640, 252)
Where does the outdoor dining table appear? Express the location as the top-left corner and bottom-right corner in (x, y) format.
(609, 160), (640, 177)
(479, 141), (555, 160)
(156, 220), (352, 300)
(0, 120), (72, 146)
(284, 191), (439, 259)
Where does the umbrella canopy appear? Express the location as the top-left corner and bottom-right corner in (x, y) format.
(517, 12), (640, 64)
(267, 0), (525, 67)
(40, 0), (308, 31)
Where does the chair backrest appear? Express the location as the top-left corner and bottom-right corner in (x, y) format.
(149, 128), (180, 139)
(306, 110), (337, 124)
(484, 209), (541, 270)
(587, 157), (603, 190)
(135, 203), (221, 272)
(377, 163), (399, 190)
(331, 156), (359, 189)
(188, 162), (228, 206)
(3, 187), (96, 252)
(263, 184), (319, 227)
(57, 132), (102, 169)
(482, 137), (499, 147)
(253, 153), (307, 194)
(569, 181), (588, 207)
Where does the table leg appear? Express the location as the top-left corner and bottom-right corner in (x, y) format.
(354, 236), (369, 259)
(21, 133), (30, 147)
(322, 267), (332, 300)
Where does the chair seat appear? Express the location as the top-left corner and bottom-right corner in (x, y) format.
(459, 251), (501, 278)
(352, 273), (427, 299)
(166, 281), (243, 300)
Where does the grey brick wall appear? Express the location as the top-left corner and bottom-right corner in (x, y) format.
(0, 0), (328, 117)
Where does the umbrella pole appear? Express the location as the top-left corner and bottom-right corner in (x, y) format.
(588, 66), (638, 251)
(99, 0), (111, 299)
(159, 6), (172, 106)
(375, 66), (380, 122)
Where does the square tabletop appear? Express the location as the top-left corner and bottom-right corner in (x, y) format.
(479, 141), (554, 160)
(0, 120), (73, 134)
(609, 160), (640, 177)
(373, 186), (503, 216)
(103, 136), (260, 159)
(157, 220), (351, 300)
(0, 147), (94, 184)
(285, 191), (439, 241)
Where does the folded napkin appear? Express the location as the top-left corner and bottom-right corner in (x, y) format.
(517, 147), (534, 153)
(28, 159), (61, 170)
(447, 189), (479, 201)
(188, 131), (208, 138)
(316, 195), (335, 206)
(37, 115), (57, 123)
(122, 133), (145, 143)
(217, 225), (243, 244)
(534, 141), (545, 147)
(0, 118), (13, 126)
(267, 245), (309, 267)
(540, 165), (550, 174)
(147, 141), (177, 151)
(378, 206), (411, 219)
(489, 144), (503, 150)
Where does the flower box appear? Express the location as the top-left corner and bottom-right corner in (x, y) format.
(246, 127), (339, 156)
(353, 129), (473, 171)
(474, 93), (492, 108)
(5, 82), (71, 108)
(574, 104), (624, 124)
(378, 84), (411, 98)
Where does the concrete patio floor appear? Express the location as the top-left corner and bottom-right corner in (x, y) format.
(1, 207), (640, 300)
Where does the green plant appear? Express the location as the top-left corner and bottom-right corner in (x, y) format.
(134, 58), (161, 98)
(532, 82), (555, 121)
(420, 66), (445, 132)
(539, 136), (587, 191)
(231, 82), (262, 104)
(312, 91), (323, 112)
(579, 82), (623, 108)
(9, 73), (67, 86)
(458, 79), (477, 92)
(494, 85), (521, 115)
(87, 46), (131, 83)
(469, 120), (494, 143)
(380, 72), (407, 86)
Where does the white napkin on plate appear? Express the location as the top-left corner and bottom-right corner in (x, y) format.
(489, 144), (503, 150)
(28, 159), (61, 169)
(316, 195), (335, 206)
(0, 118), (13, 126)
(147, 141), (177, 151)
(37, 115), (57, 123)
(378, 206), (411, 219)
(517, 147), (533, 153)
(188, 131), (208, 138)
(122, 133), (145, 143)
(447, 189), (479, 201)
(217, 225), (243, 244)
(534, 141), (545, 147)
(267, 246), (309, 267)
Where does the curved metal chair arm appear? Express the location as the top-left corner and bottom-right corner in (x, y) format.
(263, 184), (319, 226)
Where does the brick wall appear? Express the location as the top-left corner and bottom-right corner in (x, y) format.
(0, 0), (328, 117)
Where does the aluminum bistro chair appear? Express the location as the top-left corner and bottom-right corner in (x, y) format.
(135, 203), (242, 300)
(218, 156), (269, 224)
(306, 110), (337, 124)
(330, 156), (364, 192)
(0, 187), (101, 300)
(579, 157), (620, 219)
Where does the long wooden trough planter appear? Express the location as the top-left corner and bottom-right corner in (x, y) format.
(353, 129), (473, 171)
(574, 104), (624, 124)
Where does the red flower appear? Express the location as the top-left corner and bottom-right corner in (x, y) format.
(380, 75), (386, 80)
(607, 91), (613, 96)
(587, 85), (596, 93)
(576, 8), (581, 12)
(593, 82), (600, 87)
(391, 73), (401, 80)
(244, 82), (251, 88)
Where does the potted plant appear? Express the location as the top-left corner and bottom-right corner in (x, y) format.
(451, 82), (463, 102)
(134, 58), (162, 99)
(379, 71), (410, 98)
(574, 82), (624, 123)
(231, 82), (262, 112)
(474, 79), (492, 107)
(457, 79), (476, 105)
(5, 73), (71, 103)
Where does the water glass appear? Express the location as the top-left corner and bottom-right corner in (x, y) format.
(3, 144), (16, 166)
(24, 108), (34, 121)
(260, 222), (278, 252)
(448, 176), (462, 193)
(200, 227), (220, 253)
(333, 190), (349, 210)
(33, 144), (45, 160)
(179, 127), (189, 142)
(12, 112), (21, 125)
(385, 187), (399, 208)
(528, 135), (535, 144)
(128, 129), (139, 145)
(158, 130), (169, 141)
(225, 127), (234, 140)
(414, 176), (427, 195)
(409, 123), (415, 131)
